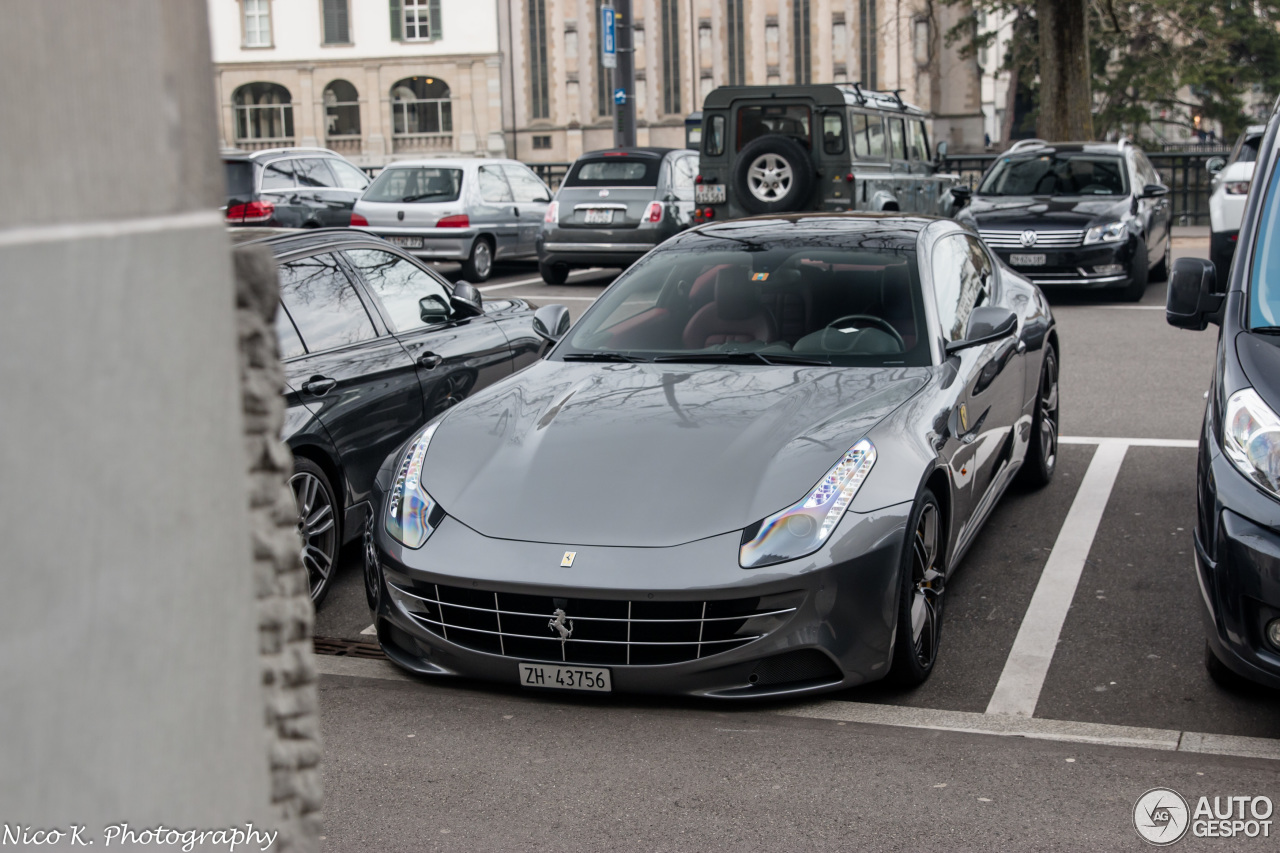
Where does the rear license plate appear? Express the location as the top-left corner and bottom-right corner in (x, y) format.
(519, 662), (612, 692)
(695, 184), (727, 204)
(1010, 253), (1047, 266)
(583, 209), (614, 225)
(387, 236), (423, 249)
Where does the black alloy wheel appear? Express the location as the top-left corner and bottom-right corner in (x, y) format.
(539, 261), (570, 285)
(461, 236), (494, 282)
(290, 458), (340, 606)
(1119, 242), (1150, 302)
(889, 490), (946, 686)
(1019, 345), (1059, 488)
(363, 516), (382, 611)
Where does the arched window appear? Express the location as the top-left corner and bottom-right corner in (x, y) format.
(323, 80), (361, 138)
(233, 82), (294, 146)
(390, 77), (452, 151)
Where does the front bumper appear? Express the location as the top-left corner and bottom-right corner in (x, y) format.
(1195, 442), (1280, 689)
(368, 503), (913, 699)
(993, 238), (1139, 289)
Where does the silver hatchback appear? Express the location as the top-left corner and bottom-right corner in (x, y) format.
(352, 158), (552, 282)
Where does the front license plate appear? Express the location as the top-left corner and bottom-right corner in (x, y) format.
(695, 184), (727, 204)
(1010, 253), (1047, 266)
(519, 662), (612, 692)
(387, 236), (423, 249)
(583, 209), (614, 225)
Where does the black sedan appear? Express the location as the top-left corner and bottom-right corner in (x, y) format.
(1167, 98), (1280, 690)
(233, 228), (544, 603)
(364, 213), (1060, 698)
(957, 140), (1171, 301)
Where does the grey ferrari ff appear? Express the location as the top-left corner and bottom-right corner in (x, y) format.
(364, 213), (1060, 699)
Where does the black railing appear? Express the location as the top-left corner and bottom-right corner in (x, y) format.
(530, 162), (571, 190)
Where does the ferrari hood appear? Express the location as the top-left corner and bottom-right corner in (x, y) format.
(422, 360), (929, 547)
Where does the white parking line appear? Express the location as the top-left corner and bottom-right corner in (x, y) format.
(986, 440), (1129, 717)
(360, 624), (377, 636)
(1060, 436), (1198, 449)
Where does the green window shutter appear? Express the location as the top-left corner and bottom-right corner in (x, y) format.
(429, 0), (442, 39)
(390, 0), (403, 41)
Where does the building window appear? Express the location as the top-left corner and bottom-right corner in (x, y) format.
(322, 0), (350, 44)
(529, 0), (550, 119)
(594, 0), (614, 117)
(859, 0), (878, 89)
(726, 0), (745, 85)
(660, 0), (681, 114)
(243, 0), (272, 47)
(532, 135), (552, 149)
(390, 0), (441, 41)
(233, 82), (293, 142)
(391, 77), (452, 137)
(793, 0), (811, 84)
(323, 80), (360, 138)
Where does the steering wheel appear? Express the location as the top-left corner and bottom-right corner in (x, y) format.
(821, 314), (906, 352)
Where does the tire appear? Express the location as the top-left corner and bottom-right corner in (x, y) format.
(1204, 640), (1252, 690)
(539, 261), (570, 285)
(1151, 237), (1171, 283)
(363, 516), (382, 612)
(1118, 242), (1149, 302)
(460, 236), (494, 282)
(888, 490), (946, 687)
(289, 457), (341, 607)
(732, 135), (816, 215)
(1019, 344), (1059, 488)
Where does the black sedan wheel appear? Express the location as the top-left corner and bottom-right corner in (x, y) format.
(290, 458), (340, 605)
(539, 261), (570, 285)
(889, 490), (945, 686)
(1019, 345), (1059, 488)
(363, 517), (382, 611)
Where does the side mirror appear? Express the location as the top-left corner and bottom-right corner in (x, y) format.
(533, 304), (571, 343)
(451, 280), (483, 317)
(1167, 257), (1224, 331)
(950, 186), (973, 206)
(945, 306), (1017, 354)
(936, 140), (949, 161)
(1141, 183), (1169, 199)
(1207, 157), (1227, 175)
(419, 294), (451, 325)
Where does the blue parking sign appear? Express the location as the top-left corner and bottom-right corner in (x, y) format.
(614, 88), (626, 106)
(601, 6), (617, 69)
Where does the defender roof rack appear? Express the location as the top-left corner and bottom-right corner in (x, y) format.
(1008, 139), (1049, 152)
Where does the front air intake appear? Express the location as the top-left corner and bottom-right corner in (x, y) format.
(748, 649), (842, 687)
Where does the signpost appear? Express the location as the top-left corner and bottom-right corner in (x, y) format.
(600, 5), (616, 69)
(604, 0), (635, 148)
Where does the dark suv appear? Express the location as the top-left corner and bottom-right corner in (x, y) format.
(230, 228), (544, 604)
(223, 147), (371, 228)
(958, 140), (1171, 301)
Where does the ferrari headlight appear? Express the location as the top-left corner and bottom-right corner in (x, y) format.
(1224, 388), (1280, 500)
(385, 423), (442, 548)
(739, 439), (877, 568)
(1083, 220), (1126, 245)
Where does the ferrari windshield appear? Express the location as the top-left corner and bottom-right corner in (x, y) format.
(978, 154), (1128, 197)
(556, 233), (930, 367)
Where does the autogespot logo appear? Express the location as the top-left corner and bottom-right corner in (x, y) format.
(1134, 788), (1190, 846)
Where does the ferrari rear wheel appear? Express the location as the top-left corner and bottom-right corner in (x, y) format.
(1019, 345), (1059, 488)
(888, 490), (945, 686)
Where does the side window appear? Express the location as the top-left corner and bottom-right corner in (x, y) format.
(477, 166), (514, 203)
(864, 116), (886, 159)
(908, 121), (929, 161)
(501, 165), (552, 202)
(887, 118), (907, 160)
(295, 158), (338, 189)
(822, 112), (846, 155)
(277, 253), (378, 351)
(261, 160), (297, 190)
(670, 155), (697, 197)
(1139, 154), (1160, 188)
(851, 113), (870, 158)
(931, 235), (990, 343)
(328, 159), (371, 190)
(345, 248), (453, 332)
(704, 114), (726, 156)
(275, 306), (306, 360)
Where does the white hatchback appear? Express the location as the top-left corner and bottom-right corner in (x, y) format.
(1208, 126), (1266, 281)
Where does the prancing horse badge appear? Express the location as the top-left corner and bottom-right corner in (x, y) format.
(561, 551), (577, 567)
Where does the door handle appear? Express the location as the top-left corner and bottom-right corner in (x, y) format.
(417, 352), (443, 369)
(301, 376), (338, 396)
(513, 207), (520, 216)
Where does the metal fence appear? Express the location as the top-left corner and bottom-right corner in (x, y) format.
(530, 162), (571, 190)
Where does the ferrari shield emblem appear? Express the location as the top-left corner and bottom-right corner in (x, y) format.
(561, 551), (577, 567)
(959, 403), (969, 433)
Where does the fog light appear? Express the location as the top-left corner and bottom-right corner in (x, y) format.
(1094, 264), (1125, 275)
(1268, 619), (1280, 650)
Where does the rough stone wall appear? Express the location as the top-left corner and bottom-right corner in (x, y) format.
(235, 244), (324, 852)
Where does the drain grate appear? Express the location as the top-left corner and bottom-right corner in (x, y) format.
(313, 636), (385, 659)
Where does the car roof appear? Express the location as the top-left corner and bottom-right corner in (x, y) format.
(227, 227), (392, 255)
(221, 147), (350, 164)
(377, 157), (515, 169)
(702, 84), (930, 117)
(577, 147), (678, 160)
(679, 212), (940, 247)
(996, 140), (1137, 157)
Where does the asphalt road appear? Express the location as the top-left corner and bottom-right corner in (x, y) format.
(313, 241), (1280, 851)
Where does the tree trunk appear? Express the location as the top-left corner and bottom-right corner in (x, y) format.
(1036, 0), (1094, 140)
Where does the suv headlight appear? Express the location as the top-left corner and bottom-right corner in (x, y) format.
(1224, 388), (1280, 500)
(1083, 220), (1126, 245)
(386, 423), (443, 548)
(740, 439), (877, 568)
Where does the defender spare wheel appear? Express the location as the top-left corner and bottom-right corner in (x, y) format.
(733, 135), (815, 215)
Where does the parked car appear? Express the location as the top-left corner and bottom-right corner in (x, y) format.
(352, 159), (553, 282)
(1208, 125), (1267, 283)
(957, 139), (1171, 301)
(693, 84), (964, 222)
(230, 228), (545, 604)
(365, 213), (1059, 698)
(1167, 101), (1280, 690)
(223, 147), (371, 228)
(536, 147), (699, 284)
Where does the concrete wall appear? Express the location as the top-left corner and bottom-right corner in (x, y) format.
(0, 1), (291, 846)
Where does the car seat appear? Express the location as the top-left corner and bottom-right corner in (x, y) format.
(682, 267), (778, 348)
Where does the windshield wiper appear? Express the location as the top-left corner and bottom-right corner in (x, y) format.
(653, 352), (831, 366)
(1250, 326), (1280, 335)
(561, 352), (651, 363)
(401, 193), (451, 202)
